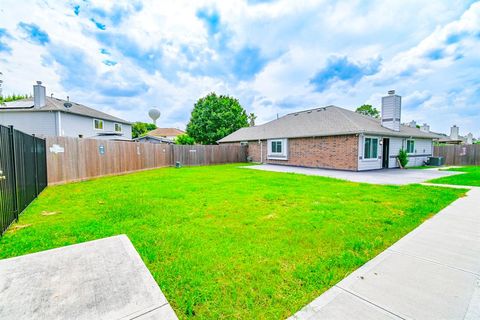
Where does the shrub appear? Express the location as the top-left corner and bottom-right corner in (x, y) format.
(398, 149), (409, 168)
(175, 134), (195, 145)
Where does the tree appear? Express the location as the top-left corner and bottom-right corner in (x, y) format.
(132, 122), (157, 139)
(356, 104), (380, 118)
(0, 93), (31, 104)
(186, 93), (248, 144)
(248, 113), (257, 127)
(175, 134), (195, 145)
(397, 149), (409, 168)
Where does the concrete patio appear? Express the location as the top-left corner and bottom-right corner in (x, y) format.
(289, 187), (480, 320)
(245, 164), (462, 185)
(0, 235), (178, 320)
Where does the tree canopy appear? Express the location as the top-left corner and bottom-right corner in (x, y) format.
(175, 134), (195, 145)
(0, 94), (31, 104)
(355, 104), (380, 118)
(132, 122), (157, 139)
(186, 93), (248, 144)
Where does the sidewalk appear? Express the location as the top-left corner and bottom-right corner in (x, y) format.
(290, 187), (480, 320)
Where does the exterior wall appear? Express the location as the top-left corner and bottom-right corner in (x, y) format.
(246, 135), (359, 171)
(0, 111), (57, 136)
(59, 112), (132, 140)
(357, 135), (434, 170)
(358, 134), (382, 171)
(0, 111), (132, 140)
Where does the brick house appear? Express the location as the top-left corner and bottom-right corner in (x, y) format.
(218, 91), (443, 171)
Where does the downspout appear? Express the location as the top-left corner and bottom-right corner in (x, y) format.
(259, 139), (263, 163)
(56, 111), (62, 136)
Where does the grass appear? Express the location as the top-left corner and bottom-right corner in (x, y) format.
(429, 166), (480, 186)
(0, 164), (465, 319)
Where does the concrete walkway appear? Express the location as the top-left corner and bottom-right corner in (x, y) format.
(245, 164), (462, 185)
(289, 187), (480, 320)
(0, 235), (178, 320)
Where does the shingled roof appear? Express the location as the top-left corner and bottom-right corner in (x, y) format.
(0, 97), (130, 124)
(219, 106), (443, 143)
(147, 127), (185, 138)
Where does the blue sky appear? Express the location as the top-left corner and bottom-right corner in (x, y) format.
(0, 0), (479, 137)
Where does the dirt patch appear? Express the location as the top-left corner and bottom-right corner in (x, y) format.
(9, 224), (32, 232)
(41, 211), (61, 216)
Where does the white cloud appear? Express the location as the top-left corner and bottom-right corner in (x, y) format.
(0, 0), (479, 137)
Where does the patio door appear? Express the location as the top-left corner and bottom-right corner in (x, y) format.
(382, 138), (390, 168)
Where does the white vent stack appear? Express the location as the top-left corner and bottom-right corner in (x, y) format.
(409, 120), (417, 128)
(33, 81), (46, 108)
(381, 90), (401, 132)
(420, 123), (430, 132)
(450, 125), (459, 140)
(466, 133), (473, 145)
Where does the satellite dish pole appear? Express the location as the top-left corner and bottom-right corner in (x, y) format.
(148, 108), (161, 125)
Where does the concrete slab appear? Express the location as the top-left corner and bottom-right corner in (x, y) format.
(244, 164), (462, 185)
(289, 286), (402, 320)
(290, 188), (480, 319)
(0, 235), (178, 320)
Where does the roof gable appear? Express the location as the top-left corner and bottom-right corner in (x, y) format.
(1, 97), (130, 124)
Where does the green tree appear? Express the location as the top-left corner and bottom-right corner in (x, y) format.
(175, 134), (195, 145)
(132, 122), (157, 139)
(0, 94), (31, 104)
(186, 93), (248, 144)
(356, 104), (380, 118)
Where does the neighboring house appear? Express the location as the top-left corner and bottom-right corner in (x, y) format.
(219, 90), (443, 171)
(0, 81), (131, 140)
(136, 127), (185, 144)
(437, 125), (475, 145)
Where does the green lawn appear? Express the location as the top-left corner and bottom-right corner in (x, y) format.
(429, 166), (480, 186)
(0, 164), (465, 319)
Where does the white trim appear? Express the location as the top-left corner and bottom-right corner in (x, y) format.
(114, 122), (122, 133)
(93, 118), (104, 130)
(267, 138), (288, 160)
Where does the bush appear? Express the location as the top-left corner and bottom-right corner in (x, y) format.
(175, 134), (195, 145)
(398, 149), (409, 168)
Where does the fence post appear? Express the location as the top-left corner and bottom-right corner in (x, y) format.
(8, 125), (19, 221)
(33, 134), (39, 196)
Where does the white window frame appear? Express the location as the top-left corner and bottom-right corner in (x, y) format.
(406, 139), (415, 154)
(93, 119), (104, 130)
(267, 138), (288, 160)
(363, 136), (379, 160)
(114, 123), (122, 132)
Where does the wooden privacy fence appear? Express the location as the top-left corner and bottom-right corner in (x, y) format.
(46, 137), (247, 185)
(433, 144), (480, 166)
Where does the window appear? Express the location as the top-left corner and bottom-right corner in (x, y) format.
(364, 137), (378, 159)
(114, 123), (122, 132)
(271, 140), (282, 153)
(94, 119), (104, 130)
(267, 139), (288, 160)
(406, 139), (415, 153)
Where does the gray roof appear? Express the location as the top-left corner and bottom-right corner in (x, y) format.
(0, 97), (130, 124)
(219, 106), (443, 143)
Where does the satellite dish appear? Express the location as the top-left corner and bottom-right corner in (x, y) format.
(148, 108), (161, 125)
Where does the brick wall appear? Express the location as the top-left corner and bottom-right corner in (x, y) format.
(244, 135), (359, 170)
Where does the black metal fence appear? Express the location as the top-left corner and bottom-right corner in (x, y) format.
(0, 125), (47, 235)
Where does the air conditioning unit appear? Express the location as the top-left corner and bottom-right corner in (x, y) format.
(427, 156), (444, 166)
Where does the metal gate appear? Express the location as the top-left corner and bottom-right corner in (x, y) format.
(0, 125), (47, 235)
